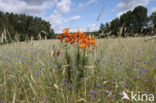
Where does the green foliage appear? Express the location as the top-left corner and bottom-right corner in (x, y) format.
(0, 11), (55, 43)
(99, 6), (154, 37)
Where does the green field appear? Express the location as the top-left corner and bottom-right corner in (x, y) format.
(0, 37), (156, 103)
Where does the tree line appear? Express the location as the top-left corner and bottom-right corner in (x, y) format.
(98, 6), (156, 38)
(0, 11), (54, 44)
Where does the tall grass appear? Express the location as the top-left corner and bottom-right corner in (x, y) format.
(0, 37), (156, 103)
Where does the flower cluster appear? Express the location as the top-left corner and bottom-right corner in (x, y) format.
(57, 28), (97, 49)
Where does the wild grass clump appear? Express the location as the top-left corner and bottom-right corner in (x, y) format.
(0, 31), (156, 102)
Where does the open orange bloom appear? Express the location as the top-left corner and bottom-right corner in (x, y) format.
(63, 28), (69, 36)
(66, 37), (72, 43)
(94, 45), (98, 49)
(90, 38), (96, 45)
(80, 42), (87, 48)
(79, 32), (86, 39)
(77, 38), (81, 42)
(57, 34), (62, 39)
(82, 38), (87, 43)
(68, 34), (73, 38)
(73, 33), (78, 39)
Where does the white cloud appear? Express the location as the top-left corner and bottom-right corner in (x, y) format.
(64, 16), (81, 23)
(151, 7), (156, 12)
(87, 24), (99, 32)
(47, 0), (82, 33)
(54, 0), (71, 15)
(0, 0), (56, 16)
(117, 0), (150, 17)
(78, 0), (98, 7)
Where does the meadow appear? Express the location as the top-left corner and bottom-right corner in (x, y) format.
(0, 36), (156, 103)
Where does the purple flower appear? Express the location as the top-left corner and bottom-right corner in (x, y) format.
(43, 98), (46, 100)
(77, 71), (81, 74)
(91, 95), (96, 99)
(62, 84), (65, 87)
(63, 79), (67, 82)
(52, 98), (55, 101)
(137, 75), (140, 79)
(148, 94), (153, 97)
(55, 65), (58, 68)
(105, 91), (110, 94)
(117, 57), (121, 61)
(9, 70), (14, 74)
(138, 69), (144, 74)
(72, 66), (75, 68)
(68, 83), (72, 88)
(10, 81), (14, 83)
(144, 69), (148, 72)
(123, 78), (127, 81)
(111, 95), (114, 98)
(145, 80), (148, 82)
(35, 72), (39, 76)
(117, 67), (120, 69)
(90, 90), (95, 94)
(97, 84), (100, 87)
(124, 84), (129, 87)
(0, 99), (2, 102)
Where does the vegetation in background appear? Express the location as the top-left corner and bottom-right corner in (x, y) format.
(99, 6), (156, 37)
(0, 11), (54, 44)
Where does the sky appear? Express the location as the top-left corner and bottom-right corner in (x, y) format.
(0, 0), (156, 33)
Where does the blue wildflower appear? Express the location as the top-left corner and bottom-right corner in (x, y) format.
(105, 91), (110, 94)
(97, 84), (100, 87)
(77, 71), (81, 74)
(91, 95), (96, 99)
(124, 84), (129, 87)
(145, 80), (148, 82)
(35, 72), (39, 76)
(117, 67), (120, 69)
(9, 71), (14, 74)
(90, 90), (95, 94)
(137, 75), (140, 79)
(55, 65), (58, 68)
(123, 77), (127, 81)
(138, 69), (144, 74)
(52, 98), (55, 101)
(10, 81), (14, 83)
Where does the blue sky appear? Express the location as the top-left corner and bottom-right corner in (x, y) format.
(0, 0), (156, 33)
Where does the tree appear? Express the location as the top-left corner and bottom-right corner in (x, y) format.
(150, 11), (156, 28)
(110, 18), (120, 37)
(132, 6), (148, 33)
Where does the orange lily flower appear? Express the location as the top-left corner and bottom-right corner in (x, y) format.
(80, 42), (87, 48)
(68, 34), (73, 38)
(94, 45), (98, 49)
(57, 34), (62, 39)
(66, 37), (72, 43)
(73, 33), (78, 39)
(90, 38), (96, 45)
(63, 28), (69, 36)
(77, 38), (81, 42)
(82, 38), (87, 43)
